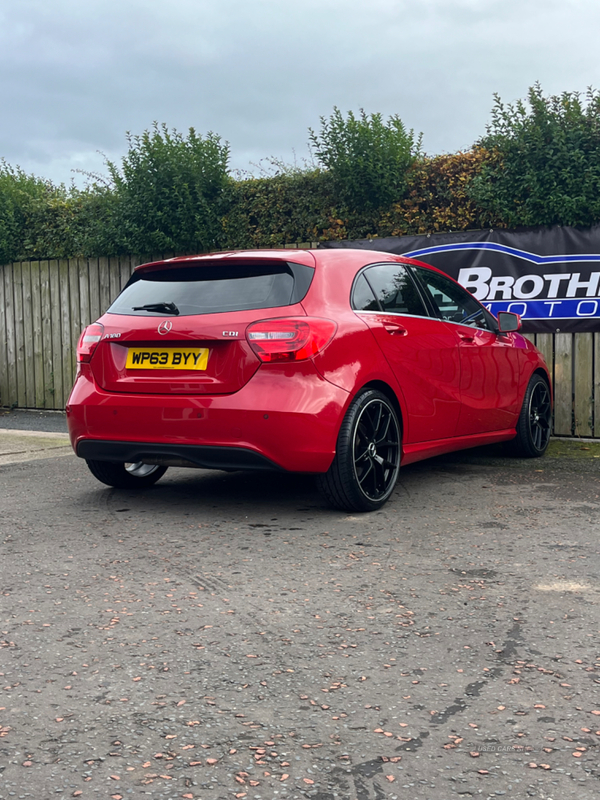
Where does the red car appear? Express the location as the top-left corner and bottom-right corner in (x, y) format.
(67, 249), (552, 511)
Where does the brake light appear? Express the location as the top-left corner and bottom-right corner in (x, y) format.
(77, 323), (104, 362)
(246, 318), (337, 362)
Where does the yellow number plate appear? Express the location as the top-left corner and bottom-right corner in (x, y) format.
(125, 348), (209, 370)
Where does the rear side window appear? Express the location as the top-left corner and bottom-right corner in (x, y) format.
(108, 261), (315, 317)
(352, 264), (428, 316)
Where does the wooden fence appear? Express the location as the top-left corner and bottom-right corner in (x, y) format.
(1, 256), (599, 438)
(0, 257), (142, 412)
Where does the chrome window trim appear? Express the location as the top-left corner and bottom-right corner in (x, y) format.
(354, 310), (437, 323)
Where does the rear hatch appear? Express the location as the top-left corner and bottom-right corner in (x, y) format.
(91, 257), (315, 395)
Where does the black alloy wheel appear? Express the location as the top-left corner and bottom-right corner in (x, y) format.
(510, 374), (552, 457)
(317, 388), (401, 512)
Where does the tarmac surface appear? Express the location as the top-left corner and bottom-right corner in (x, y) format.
(0, 424), (599, 800)
(0, 409), (68, 434)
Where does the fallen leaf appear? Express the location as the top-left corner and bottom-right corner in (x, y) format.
(303, 778), (314, 784)
(469, 752), (480, 758)
(280, 774), (289, 781)
(385, 775), (395, 782)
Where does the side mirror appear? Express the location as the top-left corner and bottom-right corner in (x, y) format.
(497, 311), (522, 333)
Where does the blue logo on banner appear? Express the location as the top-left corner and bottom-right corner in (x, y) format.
(402, 243), (600, 322)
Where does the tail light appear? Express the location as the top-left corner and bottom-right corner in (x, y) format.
(246, 317), (337, 363)
(77, 323), (104, 362)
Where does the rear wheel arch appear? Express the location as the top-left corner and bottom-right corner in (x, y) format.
(533, 366), (552, 392)
(361, 380), (405, 439)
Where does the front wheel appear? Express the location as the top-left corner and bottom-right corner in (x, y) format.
(509, 374), (552, 457)
(317, 389), (401, 512)
(86, 460), (168, 489)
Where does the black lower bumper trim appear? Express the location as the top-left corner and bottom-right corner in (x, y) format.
(76, 440), (283, 472)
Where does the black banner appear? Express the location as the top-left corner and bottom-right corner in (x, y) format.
(320, 226), (600, 333)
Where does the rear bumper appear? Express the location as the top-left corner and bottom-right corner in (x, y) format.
(67, 361), (350, 473)
(76, 440), (282, 471)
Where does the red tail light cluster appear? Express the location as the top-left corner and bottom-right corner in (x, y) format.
(246, 318), (337, 362)
(77, 323), (104, 362)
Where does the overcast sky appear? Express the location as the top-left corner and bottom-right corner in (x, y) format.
(1, 0), (600, 186)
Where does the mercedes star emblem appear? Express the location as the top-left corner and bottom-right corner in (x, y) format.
(158, 320), (173, 335)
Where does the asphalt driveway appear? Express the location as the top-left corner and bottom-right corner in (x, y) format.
(0, 436), (599, 799)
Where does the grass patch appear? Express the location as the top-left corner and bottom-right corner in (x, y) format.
(547, 438), (600, 459)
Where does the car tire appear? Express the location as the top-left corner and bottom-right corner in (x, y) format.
(86, 460), (168, 489)
(509, 374), (552, 458)
(317, 388), (401, 512)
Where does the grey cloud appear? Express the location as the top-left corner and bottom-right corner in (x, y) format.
(1, 0), (599, 184)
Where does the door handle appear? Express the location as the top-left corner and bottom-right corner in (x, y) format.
(458, 332), (475, 343)
(383, 323), (407, 336)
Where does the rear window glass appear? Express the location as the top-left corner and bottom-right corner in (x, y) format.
(108, 261), (315, 317)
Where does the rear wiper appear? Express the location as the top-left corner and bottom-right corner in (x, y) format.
(132, 302), (180, 315)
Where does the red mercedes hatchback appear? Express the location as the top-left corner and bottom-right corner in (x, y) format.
(67, 249), (552, 511)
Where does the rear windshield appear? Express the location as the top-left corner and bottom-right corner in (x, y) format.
(108, 261), (315, 317)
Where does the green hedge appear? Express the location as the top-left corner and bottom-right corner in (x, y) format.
(2, 86), (600, 262)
